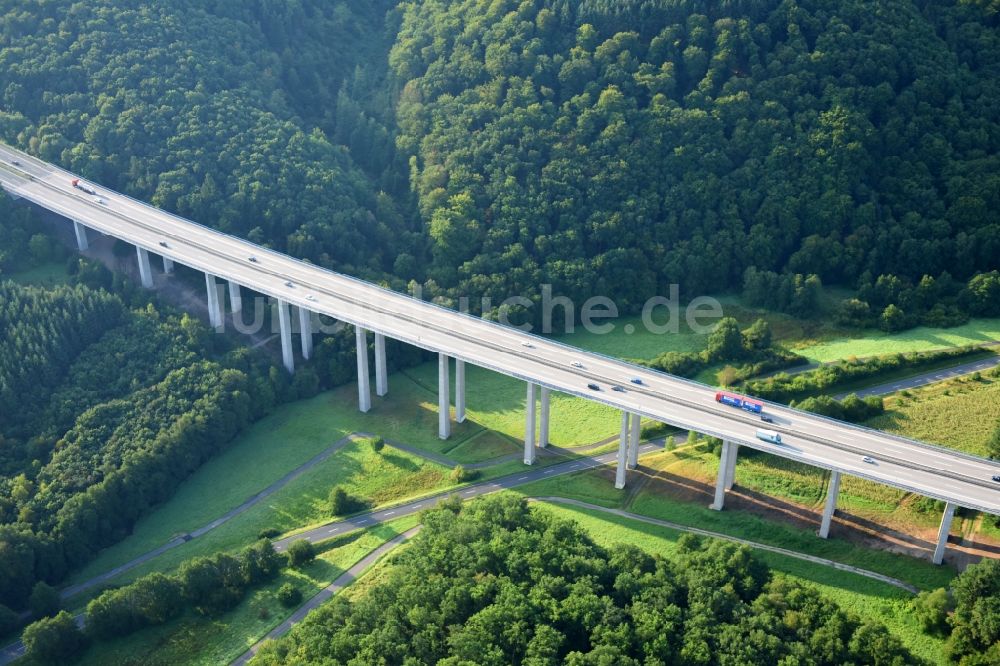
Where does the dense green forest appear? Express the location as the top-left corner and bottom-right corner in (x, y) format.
(2, 0), (999, 320)
(251, 495), (918, 665)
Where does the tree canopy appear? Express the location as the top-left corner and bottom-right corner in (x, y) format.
(251, 494), (918, 665)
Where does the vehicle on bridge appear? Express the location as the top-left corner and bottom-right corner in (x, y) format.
(756, 429), (782, 445)
(716, 391), (764, 414)
(71, 178), (97, 195)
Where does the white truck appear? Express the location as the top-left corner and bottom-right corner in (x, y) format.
(756, 429), (782, 445)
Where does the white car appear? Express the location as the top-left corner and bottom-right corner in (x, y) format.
(522, 342), (534, 348)
(572, 362), (584, 368)
(305, 294), (316, 302)
(284, 281), (294, 288)
(91, 195), (106, 205)
(862, 456), (876, 464)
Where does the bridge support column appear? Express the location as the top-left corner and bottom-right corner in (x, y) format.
(73, 221), (89, 251)
(356, 327), (371, 413)
(819, 471), (841, 539)
(454, 360), (466, 423)
(277, 300), (294, 373)
(162, 257), (174, 274)
(524, 383), (538, 464)
(615, 411), (630, 489)
(298, 307), (312, 360)
(438, 353), (451, 440)
(627, 413), (641, 469)
(374, 334), (388, 397)
(228, 281), (242, 313)
(932, 502), (956, 565)
(205, 274), (224, 330)
(711, 440), (735, 510)
(539, 387), (550, 448)
(136, 247), (153, 288)
(724, 442), (740, 491)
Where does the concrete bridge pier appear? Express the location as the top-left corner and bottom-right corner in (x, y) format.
(524, 383), (538, 464)
(724, 442), (739, 491)
(438, 353), (451, 440)
(298, 307), (312, 360)
(627, 413), (641, 469)
(356, 327), (371, 413)
(277, 299), (294, 374)
(136, 247), (153, 288)
(454, 359), (466, 423)
(539, 387), (550, 448)
(933, 502), (956, 565)
(162, 256), (174, 274)
(73, 220), (89, 251)
(711, 440), (737, 510)
(205, 274), (224, 330)
(228, 281), (242, 313)
(615, 411), (630, 489)
(375, 333), (388, 397)
(819, 471), (841, 539)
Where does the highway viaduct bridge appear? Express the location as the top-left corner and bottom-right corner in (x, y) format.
(2, 142), (998, 565)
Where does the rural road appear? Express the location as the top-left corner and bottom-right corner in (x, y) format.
(231, 526), (423, 665)
(836, 354), (1000, 399)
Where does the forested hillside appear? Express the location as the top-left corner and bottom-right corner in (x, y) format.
(2, 0), (998, 314)
(251, 495), (917, 665)
(0, 278), (279, 611)
(393, 0), (1000, 308)
(0, 0), (416, 278)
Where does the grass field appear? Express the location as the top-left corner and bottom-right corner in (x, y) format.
(7, 261), (71, 286)
(401, 362), (621, 448)
(796, 319), (1000, 363)
(70, 516), (419, 666)
(533, 502), (949, 665)
(66, 428), (450, 597)
(516, 449), (954, 592)
(868, 375), (1000, 457)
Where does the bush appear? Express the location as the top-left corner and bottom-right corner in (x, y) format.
(912, 588), (952, 636)
(287, 540), (315, 567)
(0, 603), (20, 636)
(28, 581), (60, 619)
(450, 465), (479, 483)
(277, 583), (302, 608)
(258, 527), (281, 540)
(329, 486), (366, 516)
(22, 611), (85, 664)
(370, 436), (385, 452)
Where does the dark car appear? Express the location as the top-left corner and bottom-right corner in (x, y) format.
(630, 378), (643, 385)
(612, 386), (625, 393)
(760, 414), (773, 423)
(587, 383), (600, 391)
(993, 475), (1000, 483)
